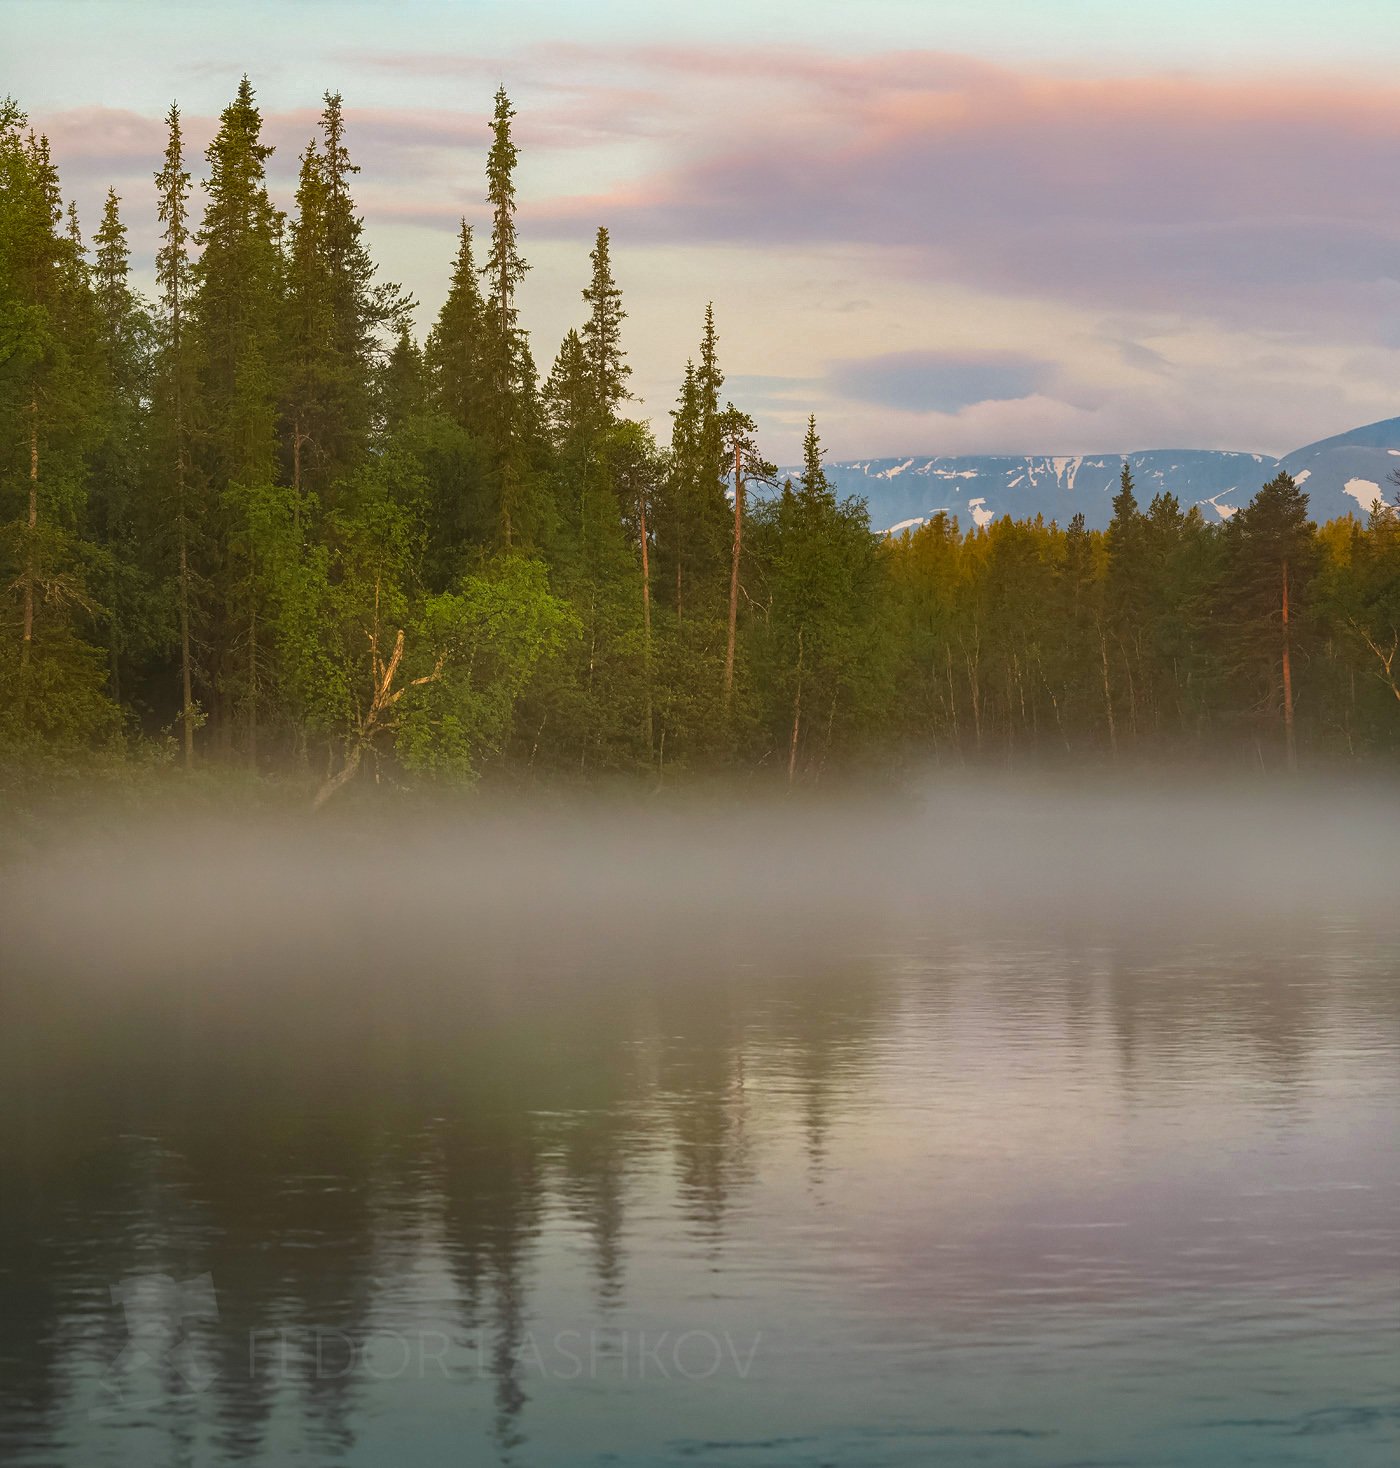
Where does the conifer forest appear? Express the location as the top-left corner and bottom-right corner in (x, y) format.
(4, 80), (1400, 805)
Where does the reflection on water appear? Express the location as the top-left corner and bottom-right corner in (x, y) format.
(2, 793), (1399, 1466)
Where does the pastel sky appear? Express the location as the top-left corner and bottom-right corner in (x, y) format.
(9, 0), (1400, 460)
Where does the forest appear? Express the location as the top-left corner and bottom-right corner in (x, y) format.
(3, 79), (1400, 806)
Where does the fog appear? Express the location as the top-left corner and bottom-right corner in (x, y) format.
(5, 778), (1399, 1468)
(6, 777), (1398, 988)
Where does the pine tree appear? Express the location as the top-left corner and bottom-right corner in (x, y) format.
(281, 94), (407, 513)
(193, 76), (283, 483)
(580, 226), (629, 423)
(1223, 471), (1316, 768)
(797, 414), (834, 505)
(717, 404), (774, 707)
(284, 135), (333, 510)
(1104, 460), (1149, 741)
(697, 303), (723, 459)
(379, 322), (426, 434)
(543, 328), (591, 454)
(478, 86), (538, 544)
(425, 220), (488, 434)
(661, 359), (700, 617)
(153, 101), (200, 763)
(761, 417), (876, 776)
(0, 103), (113, 746)
(192, 76), (288, 759)
(483, 87), (526, 356)
(657, 307), (731, 621)
(90, 187), (151, 706)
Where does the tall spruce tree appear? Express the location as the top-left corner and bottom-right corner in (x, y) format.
(152, 102), (201, 763)
(89, 187), (151, 707)
(425, 220), (488, 435)
(1104, 460), (1149, 741)
(192, 76), (288, 759)
(658, 307), (730, 621)
(0, 103), (112, 746)
(283, 94), (407, 510)
(580, 226), (629, 424)
(479, 86), (537, 545)
(1222, 471), (1316, 768)
(755, 417), (882, 779)
(717, 404), (774, 707)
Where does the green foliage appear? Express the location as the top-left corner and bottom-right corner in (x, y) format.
(5, 78), (1400, 802)
(395, 556), (576, 781)
(425, 221), (487, 435)
(580, 226), (630, 423)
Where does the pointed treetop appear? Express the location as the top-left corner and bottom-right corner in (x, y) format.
(698, 302), (723, 410)
(482, 85), (527, 312)
(580, 224), (630, 422)
(1112, 460), (1139, 520)
(93, 187), (132, 324)
(799, 414), (833, 503)
(154, 102), (191, 311)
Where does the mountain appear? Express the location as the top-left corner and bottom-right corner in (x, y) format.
(785, 417), (1400, 533)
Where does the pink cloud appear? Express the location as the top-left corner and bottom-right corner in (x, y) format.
(31, 48), (1400, 365)
(500, 50), (1400, 330)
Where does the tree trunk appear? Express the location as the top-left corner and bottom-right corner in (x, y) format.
(638, 479), (654, 756)
(173, 284), (196, 768)
(292, 415), (303, 533)
(944, 641), (961, 752)
(963, 630), (982, 752)
(178, 517), (195, 767)
(787, 626), (804, 786)
(1117, 631), (1138, 740)
(723, 439), (742, 707)
(247, 598), (258, 767)
(20, 397), (38, 695)
(1281, 557), (1296, 772)
(313, 740), (364, 811)
(1099, 627), (1118, 761)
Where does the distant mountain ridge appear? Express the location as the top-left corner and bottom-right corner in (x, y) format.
(784, 417), (1400, 533)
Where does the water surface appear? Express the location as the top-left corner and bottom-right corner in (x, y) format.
(3, 790), (1398, 1466)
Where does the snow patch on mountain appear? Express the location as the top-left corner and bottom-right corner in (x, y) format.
(1344, 478), (1383, 512)
(788, 417), (1400, 534)
(1201, 493), (1239, 522)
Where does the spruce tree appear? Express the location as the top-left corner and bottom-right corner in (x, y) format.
(379, 322), (426, 434)
(543, 328), (591, 454)
(90, 188), (151, 706)
(192, 76), (288, 759)
(153, 101), (200, 763)
(0, 103), (113, 745)
(717, 404), (774, 707)
(425, 220), (488, 435)
(478, 86), (538, 544)
(580, 226), (629, 423)
(1104, 460), (1149, 739)
(658, 308), (731, 621)
(282, 94), (407, 509)
(193, 76), (282, 482)
(1223, 471), (1316, 768)
(798, 413), (834, 505)
(284, 135), (333, 509)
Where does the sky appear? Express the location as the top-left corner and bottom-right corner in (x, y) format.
(8, 0), (1400, 462)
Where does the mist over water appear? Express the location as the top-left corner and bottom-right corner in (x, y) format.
(3, 781), (1399, 1466)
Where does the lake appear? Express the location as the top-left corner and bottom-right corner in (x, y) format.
(3, 787), (1398, 1466)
